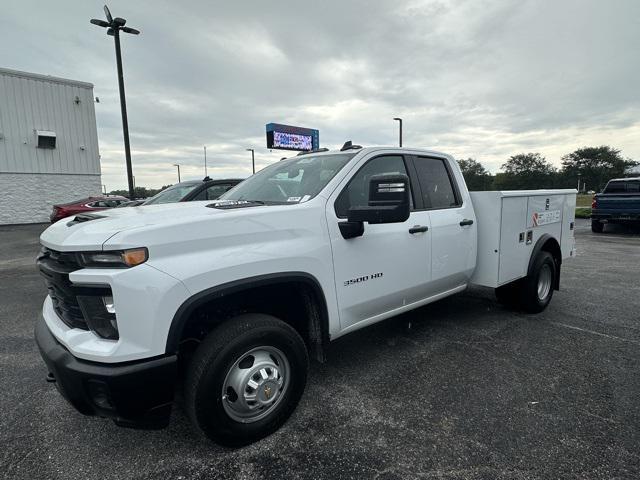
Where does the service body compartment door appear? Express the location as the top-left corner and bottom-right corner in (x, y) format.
(498, 197), (528, 284)
(561, 195), (576, 259)
(526, 195), (564, 263)
(527, 195), (564, 231)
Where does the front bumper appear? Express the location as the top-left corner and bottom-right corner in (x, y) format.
(35, 315), (177, 429)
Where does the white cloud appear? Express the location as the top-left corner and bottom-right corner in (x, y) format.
(2, 0), (639, 190)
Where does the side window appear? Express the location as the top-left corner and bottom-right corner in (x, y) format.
(335, 155), (410, 218)
(205, 184), (232, 200)
(413, 157), (460, 209)
(192, 188), (207, 201)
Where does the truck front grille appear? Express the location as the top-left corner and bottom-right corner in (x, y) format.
(37, 247), (88, 330)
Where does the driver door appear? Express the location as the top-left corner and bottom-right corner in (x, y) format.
(325, 153), (432, 331)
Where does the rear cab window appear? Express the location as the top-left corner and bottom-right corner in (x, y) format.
(412, 156), (461, 209)
(604, 180), (639, 193)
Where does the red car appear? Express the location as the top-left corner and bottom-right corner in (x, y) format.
(50, 196), (129, 222)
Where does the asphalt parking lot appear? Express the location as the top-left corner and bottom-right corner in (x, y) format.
(1, 219), (639, 480)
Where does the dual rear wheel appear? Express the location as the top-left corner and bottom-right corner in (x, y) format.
(495, 251), (556, 313)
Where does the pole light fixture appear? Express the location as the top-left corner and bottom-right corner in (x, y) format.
(393, 118), (403, 147)
(90, 5), (140, 200)
(246, 148), (255, 174)
(204, 146), (208, 177)
(173, 164), (181, 183)
(247, 148), (256, 173)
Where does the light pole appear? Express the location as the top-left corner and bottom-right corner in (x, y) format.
(173, 164), (181, 183)
(246, 148), (255, 174)
(577, 173), (581, 192)
(90, 5), (140, 200)
(204, 146), (208, 177)
(393, 117), (403, 147)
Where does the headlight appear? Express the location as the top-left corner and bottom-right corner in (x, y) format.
(79, 247), (148, 268)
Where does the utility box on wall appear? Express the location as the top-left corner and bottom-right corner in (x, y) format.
(0, 67), (102, 224)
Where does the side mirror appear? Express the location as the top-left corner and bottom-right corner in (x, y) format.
(339, 174), (411, 239)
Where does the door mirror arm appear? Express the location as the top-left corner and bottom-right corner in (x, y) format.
(338, 220), (364, 239)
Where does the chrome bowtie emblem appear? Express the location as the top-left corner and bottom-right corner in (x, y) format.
(264, 385), (272, 399)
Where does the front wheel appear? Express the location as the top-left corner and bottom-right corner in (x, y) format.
(184, 313), (308, 446)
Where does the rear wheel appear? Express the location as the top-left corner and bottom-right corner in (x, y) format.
(519, 251), (556, 313)
(591, 219), (604, 233)
(184, 313), (308, 446)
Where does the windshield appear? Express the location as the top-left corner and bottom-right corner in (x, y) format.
(143, 183), (199, 205)
(220, 153), (356, 204)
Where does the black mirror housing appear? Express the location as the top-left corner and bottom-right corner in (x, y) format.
(347, 174), (411, 225)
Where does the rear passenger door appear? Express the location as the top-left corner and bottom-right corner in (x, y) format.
(410, 155), (477, 292)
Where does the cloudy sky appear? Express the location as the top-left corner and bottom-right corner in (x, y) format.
(2, 0), (639, 189)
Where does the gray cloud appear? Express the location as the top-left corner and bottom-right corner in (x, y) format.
(2, 0), (639, 188)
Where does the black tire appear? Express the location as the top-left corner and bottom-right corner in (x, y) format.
(184, 313), (308, 447)
(519, 251), (556, 313)
(591, 219), (604, 233)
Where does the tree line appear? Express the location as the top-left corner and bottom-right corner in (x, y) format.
(108, 185), (172, 199)
(458, 146), (638, 192)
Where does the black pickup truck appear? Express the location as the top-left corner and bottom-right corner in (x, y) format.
(591, 177), (640, 232)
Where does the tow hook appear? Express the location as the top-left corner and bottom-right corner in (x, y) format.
(46, 372), (56, 383)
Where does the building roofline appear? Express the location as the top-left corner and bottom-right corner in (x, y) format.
(0, 67), (94, 89)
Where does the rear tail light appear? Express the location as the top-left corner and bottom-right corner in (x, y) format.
(591, 196), (597, 209)
(51, 206), (66, 221)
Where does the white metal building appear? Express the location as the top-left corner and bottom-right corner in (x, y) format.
(0, 67), (101, 224)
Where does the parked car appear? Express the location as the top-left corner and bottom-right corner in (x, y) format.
(140, 177), (244, 206)
(49, 195), (129, 222)
(591, 177), (640, 232)
(36, 145), (575, 446)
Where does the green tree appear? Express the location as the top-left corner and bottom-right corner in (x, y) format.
(494, 153), (556, 190)
(561, 146), (638, 192)
(457, 158), (493, 191)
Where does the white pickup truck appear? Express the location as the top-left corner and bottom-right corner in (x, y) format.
(35, 145), (576, 446)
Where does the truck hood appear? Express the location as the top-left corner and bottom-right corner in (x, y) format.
(40, 201), (230, 251)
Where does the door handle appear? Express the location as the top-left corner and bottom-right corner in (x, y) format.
(459, 219), (474, 226)
(409, 225), (429, 234)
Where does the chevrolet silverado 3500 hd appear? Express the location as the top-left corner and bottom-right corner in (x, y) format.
(35, 146), (576, 445)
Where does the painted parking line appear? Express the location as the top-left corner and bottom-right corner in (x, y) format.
(550, 321), (640, 345)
